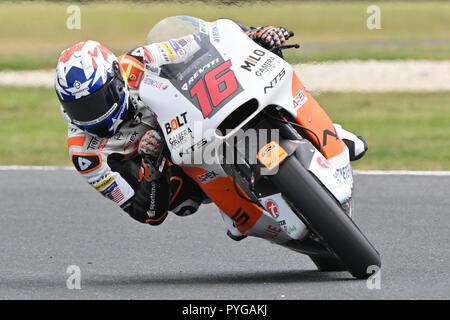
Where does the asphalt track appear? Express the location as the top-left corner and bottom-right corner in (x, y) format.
(0, 170), (448, 300)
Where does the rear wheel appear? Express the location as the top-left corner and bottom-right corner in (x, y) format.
(270, 155), (381, 279)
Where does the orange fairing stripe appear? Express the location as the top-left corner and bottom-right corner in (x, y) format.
(182, 166), (263, 234)
(67, 136), (86, 150)
(291, 72), (345, 159)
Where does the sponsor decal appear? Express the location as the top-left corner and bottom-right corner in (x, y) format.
(146, 64), (160, 74)
(176, 47), (186, 57)
(199, 19), (208, 34)
(129, 46), (153, 64)
(211, 22), (220, 43)
(181, 57), (220, 91)
(264, 199), (279, 218)
(336, 163), (351, 180)
(241, 49), (265, 72)
(94, 175), (114, 191)
(101, 181), (125, 203)
(277, 219), (296, 234)
(317, 156), (332, 169)
(124, 130), (139, 152)
(322, 128), (339, 147)
(197, 170), (219, 184)
(263, 225), (282, 238)
(113, 132), (124, 141)
(287, 225), (297, 233)
(169, 128), (193, 149)
(257, 141), (288, 170)
(254, 56), (279, 79)
(143, 76), (169, 90)
(160, 41), (178, 61)
(177, 37), (189, 47)
(87, 137), (109, 151)
(131, 112), (143, 126)
(149, 181), (156, 211)
(142, 47), (154, 64)
(72, 153), (101, 173)
(168, 39), (186, 57)
(87, 137), (100, 150)
(231, 208), (249, 226)
(178, 138), (207, 157)
(157, 44), (171, 63)
(293, 90), (308, 109)
(263, 68), (286, 94)
(164, 112), (188, 134)
(161, 40), (242, 119)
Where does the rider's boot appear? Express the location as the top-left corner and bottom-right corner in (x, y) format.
(334, 124), (368, 161)
(220, 210), (248, 241)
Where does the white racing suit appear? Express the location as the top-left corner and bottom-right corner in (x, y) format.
(65, 36), (206, 225)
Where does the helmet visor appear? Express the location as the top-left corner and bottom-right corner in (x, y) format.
(60, 75), (125, 126)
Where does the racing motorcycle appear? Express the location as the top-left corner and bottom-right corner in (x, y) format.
(140, 16), (381, 279)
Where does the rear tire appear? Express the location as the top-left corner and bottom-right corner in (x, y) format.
(270, 155), (381, 279)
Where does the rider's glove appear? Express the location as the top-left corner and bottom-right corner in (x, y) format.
(138, 129), (164, 182)
(138, 129), (164, 158)
(247, 26), (291, 49)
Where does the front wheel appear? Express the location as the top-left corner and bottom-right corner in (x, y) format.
(270, 155), (381, 279)
(309, 254), (348, 272)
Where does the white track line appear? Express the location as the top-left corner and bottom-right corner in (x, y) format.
(0, 166), (449, 176)
(353, 170), (450, 176)
(0, 166), (74, 171)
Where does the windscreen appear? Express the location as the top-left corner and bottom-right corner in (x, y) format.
(146, 16), (204, 44)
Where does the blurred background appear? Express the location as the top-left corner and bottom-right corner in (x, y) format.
(0, 0), (449, 169)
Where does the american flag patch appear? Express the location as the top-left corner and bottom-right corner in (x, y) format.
(101, 182), (124, 203)
(109, 187), (124, 203)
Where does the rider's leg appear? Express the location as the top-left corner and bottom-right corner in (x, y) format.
(167, 164), (205, 217)
(219, 210), (247, 241)
(334, 124), (368, 161)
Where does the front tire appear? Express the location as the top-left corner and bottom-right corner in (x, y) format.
(270, 155), (381, 279)
(309, 255), (348, 272)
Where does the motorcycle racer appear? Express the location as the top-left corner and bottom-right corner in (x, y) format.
(54, 22), (367, 228)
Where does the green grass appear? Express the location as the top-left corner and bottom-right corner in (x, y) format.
(317, 92), (450, 170)
(1, 87), (449, 169)
(0, 87), (70, 165)
(0, 1), (450, 70)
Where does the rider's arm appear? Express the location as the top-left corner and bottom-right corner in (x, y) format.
(143, 35), (201, 68)
(67, 125), (169, 225)
(67, 125), (135, 208)
(118, 38), (200, 90)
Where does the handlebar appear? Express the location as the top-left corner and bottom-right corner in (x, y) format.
(279, 43), (300, 50)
